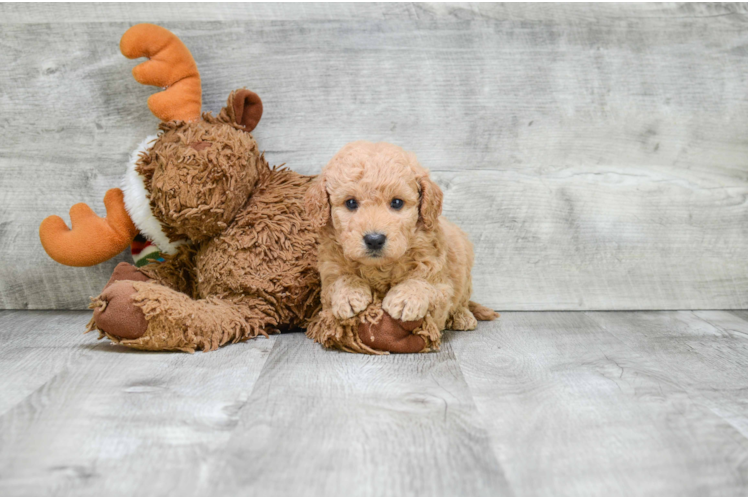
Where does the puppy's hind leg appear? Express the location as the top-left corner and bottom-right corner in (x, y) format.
(468, 300), (500, 321)
(448, 306), (478, 331)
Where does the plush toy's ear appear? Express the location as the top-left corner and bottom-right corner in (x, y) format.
(304, 175), (330, 229)
(418, 176), (443, 231)
(225, 89), (263, 132)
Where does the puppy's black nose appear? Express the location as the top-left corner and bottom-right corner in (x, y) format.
(363, 232), (386, 251)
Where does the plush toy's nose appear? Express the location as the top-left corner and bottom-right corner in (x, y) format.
(363, 232), (386, 251)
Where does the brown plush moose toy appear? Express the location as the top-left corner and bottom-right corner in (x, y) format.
(39, 23), (435, 353)
(39, 24), (319, 351)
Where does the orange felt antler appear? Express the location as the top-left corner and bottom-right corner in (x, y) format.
(39, 189), (138, 267)
(120, 23), (202, 122)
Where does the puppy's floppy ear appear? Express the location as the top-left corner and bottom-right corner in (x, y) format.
(418, 175), (443, 230)
(305, 175), (330, 229)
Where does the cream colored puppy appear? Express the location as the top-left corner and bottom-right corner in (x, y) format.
(305, 141), (498, 332)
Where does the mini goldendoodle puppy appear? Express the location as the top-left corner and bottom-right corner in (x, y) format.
(305, 141), (498, 351)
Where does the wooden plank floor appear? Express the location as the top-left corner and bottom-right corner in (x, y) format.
(0, 310), (746, 495)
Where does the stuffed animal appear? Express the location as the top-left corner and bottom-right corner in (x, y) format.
(39, 23), (436, 354)
(38, 24), (322, 351)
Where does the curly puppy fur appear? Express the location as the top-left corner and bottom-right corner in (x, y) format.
(305, 141), (498, 343)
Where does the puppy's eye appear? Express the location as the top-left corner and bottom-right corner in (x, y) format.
(390, 198), (404, 210)
(345, 198), (358, 211)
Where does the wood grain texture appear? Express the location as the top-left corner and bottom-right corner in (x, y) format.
(0, 311), (92, 415)
(449, 311), (748, 495)
(2, 3), (745, 23)
(2, 310), (748, 495)
(0, 313), (509, 496)
(0, 311), (277, 496)
(590, 310), (748, 449)
(2, 3), (748, 309)
(200, 333), (510, 496)
(727, 309), (748, 324)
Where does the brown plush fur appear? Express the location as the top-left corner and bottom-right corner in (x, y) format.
(304, 141), (498, 352)
(87, 91), (321, 352)
(135, 115), (261, 243)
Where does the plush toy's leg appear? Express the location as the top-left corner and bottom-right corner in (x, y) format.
(88, 280), (278, 352)
(306, 300), (441, 354)
(104, 262), (151, 288)
(358, 313), (427, 353)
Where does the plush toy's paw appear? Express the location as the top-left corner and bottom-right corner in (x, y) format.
(92, 281), (148, 340)
(359, 312), (425, 353)
(105, 262), (150, 290)
(382, 286), (430, 321)
(331, 285), (373, 320)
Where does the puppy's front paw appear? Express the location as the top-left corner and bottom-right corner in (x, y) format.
(383, 286), (430, 321)
(331, 285), (372, 320)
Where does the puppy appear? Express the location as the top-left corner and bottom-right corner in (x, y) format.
(305, 141), (498, 338)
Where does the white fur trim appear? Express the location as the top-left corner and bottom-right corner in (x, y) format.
(122, 135), (187, 255)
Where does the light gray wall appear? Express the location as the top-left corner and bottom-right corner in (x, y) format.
(2, 3), (748, 310)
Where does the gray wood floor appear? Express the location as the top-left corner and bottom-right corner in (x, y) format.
(0, 310), (747, 496)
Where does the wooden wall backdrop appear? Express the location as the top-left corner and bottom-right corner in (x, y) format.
(2, 3), (748, 310)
